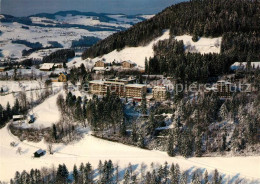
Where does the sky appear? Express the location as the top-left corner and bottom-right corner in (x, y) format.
(0, 0), (186, 17)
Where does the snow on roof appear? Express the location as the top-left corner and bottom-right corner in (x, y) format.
(153, 86), (167, 90)
(40, 63), (54, 70)
(89, 80), (105, 84)
(125, 84), (147, 88)
(93, 67), (106, 71)
(13, 115), (24, 119)
(35, 149), (45, 154)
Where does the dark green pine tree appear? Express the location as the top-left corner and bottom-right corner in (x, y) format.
(14, 171), (21, 184)
(173, 164), (180, 184)
(6, 102), (12, 120)
(145, 57), (149, 74)
(167, 131), (175, 157)
(170, 163), (175, 183)
(52, 124), (58, 141)
(0, 104), (4, 126)
(12, 99), (20, 115)
(73, 164), (79, 184)
(213, 169), (219, 184)
(56, 164), (68, 184)
(123, 170), (130, 184)
(120, 118), (127, 136)
(195, 133), (203, 157)
(141, 92), (147, 115)
(147, 113), (156, 135)
(204, 170), (209, 184)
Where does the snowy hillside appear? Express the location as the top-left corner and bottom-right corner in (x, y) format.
(175, 35), (222, 54)
(0, 125), (259, 183)
(27, 91), (64, 128)
(0, 12), (149, 60)
(87, 30), (222, 67)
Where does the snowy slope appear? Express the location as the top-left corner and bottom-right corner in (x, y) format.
(0, 13), (147, 59)
(28, 90), (64, 128)
(91, 30), (171, 67)
(175, 35), (222, 54)
(89, 31), (222, 67)
(0, 124), (259, 183)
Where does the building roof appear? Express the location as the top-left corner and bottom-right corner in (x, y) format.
(89, 80), (105, 85)
(125, 84), (147, 88)
(40, 63), (54, 70)
(13, 115), (24, 119)
(35, 149), (45, 154)
(153, 86), (167, 91)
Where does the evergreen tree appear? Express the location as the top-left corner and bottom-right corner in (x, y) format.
(195, 133), (203, 157)
(12, 99), (20, 115)
(204, 170), (209, 184)
(219, 103), (228, 121)
(73, 165), (79, 184)
(6, 102), (12, 119)
(120, 118), (127, 136)
(123, 170), (130, 184)
(213, 169), (219, 184)
(14, 171), (21, 184)
(52, 124), (58, 141)
(167, 131), (175, 157)
(141, 92), (147, 115)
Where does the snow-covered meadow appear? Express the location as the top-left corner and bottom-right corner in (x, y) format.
(0, 124), (260, 183)
(0, 12), (149, 60)
(78, 30), (222, 68)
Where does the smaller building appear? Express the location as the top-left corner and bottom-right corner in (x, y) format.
(0, 66), (7, 72)
(153, 86), (167, 101)
(94, 60), (105, 67)
(13, 115), (24, 121)
(40, 63), (55, 71)
(121, 60), (136, 69)
(58, 73), (67, 82)
(34, 149), (46, 158)
(40, 63), (63, 71)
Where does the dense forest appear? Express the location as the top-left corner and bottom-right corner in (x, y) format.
(82, 0), (259, 58)
(7, 160), (225, 184)
(42, 49), (75, 63)
(82, 0), (260, 81)
(71, 36), (101, 48)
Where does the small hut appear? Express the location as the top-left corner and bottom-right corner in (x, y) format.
(34, 149), (46, 158)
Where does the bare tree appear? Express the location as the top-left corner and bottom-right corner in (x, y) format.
(16, 147), (22, 154)
(47, 144), (53, 155)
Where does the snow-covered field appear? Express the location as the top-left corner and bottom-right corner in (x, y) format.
(175, 35), (222, 54)
(0, 124), (259, 183)
(27, 90), (64, 128)
(0, 12), (147, 60)
(87, 30), (222, 67)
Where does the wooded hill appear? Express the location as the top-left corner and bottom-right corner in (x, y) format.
(82, 0), (259, 81)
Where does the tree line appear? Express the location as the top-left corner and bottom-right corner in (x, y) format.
(8, 160), (226, 184)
